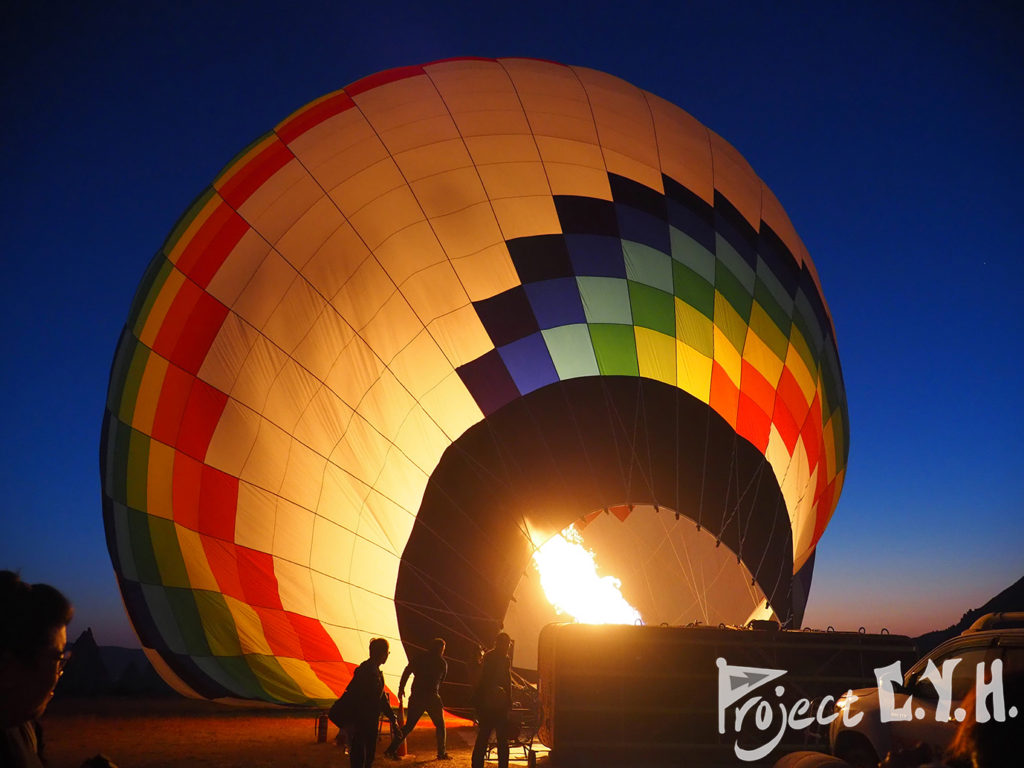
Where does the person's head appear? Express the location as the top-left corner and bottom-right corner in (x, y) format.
(368, 637), (390, 666)
(0, 570), (73, 726)
(429, 637), (445, 656)
(493, 632), (511, 655)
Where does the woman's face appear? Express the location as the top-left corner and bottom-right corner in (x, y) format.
(5, 625), (68, 722)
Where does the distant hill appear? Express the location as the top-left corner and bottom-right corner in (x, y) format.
(57, 628), (173, 698)
(98, 645), (149, 682)
(57, 627), (110, 696)
(915, 574), (1024, 654)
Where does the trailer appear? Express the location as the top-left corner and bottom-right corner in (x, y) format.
(537, 622), (917, 766)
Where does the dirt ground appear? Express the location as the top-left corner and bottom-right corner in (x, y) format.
(41, 697), (549, 768)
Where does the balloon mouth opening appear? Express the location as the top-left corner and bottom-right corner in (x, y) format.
(502, 505), (768, 669)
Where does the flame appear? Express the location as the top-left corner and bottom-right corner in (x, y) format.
(531, 524), (643, 625)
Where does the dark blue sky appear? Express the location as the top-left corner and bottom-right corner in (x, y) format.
(2, 1), (1021, 646)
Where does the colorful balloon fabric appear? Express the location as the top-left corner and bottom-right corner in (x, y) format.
(101, 58), (848, 706)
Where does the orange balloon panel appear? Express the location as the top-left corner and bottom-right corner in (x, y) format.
(101, 57), (847, 705)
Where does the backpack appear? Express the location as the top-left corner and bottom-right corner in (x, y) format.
(328, 691), (353, 728)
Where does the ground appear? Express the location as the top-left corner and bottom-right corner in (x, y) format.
(41, 697), (546, 768)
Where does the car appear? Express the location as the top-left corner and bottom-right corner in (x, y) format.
(829, 612), (1024, 768)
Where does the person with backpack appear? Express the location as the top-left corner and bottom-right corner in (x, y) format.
(328, 637), (398, 768)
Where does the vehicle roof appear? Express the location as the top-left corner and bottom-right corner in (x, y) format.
(909, 624), (1024, 676)
(963, 612), (1024, 633)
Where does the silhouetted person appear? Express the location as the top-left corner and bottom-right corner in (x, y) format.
(1, 569), (74, 768)
(340, 637), (398, 768)
(1, 571), (117, 768)
(385, 637), (450, 760)
(471, 632), (513, 768)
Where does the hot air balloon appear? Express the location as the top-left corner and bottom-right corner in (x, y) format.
(101, 57), (848, 709)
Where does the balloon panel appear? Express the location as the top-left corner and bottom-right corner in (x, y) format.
(101, 57), (848, 705)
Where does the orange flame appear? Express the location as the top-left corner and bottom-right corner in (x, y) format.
(531, 524), (643, 625)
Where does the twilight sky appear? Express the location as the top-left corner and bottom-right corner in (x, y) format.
(1, 1), (1021, 647)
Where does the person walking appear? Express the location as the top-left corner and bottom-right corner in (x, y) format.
(384, 637), (450, 760)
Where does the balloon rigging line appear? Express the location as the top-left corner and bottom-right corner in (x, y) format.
(394, 562), (509, 636)
(629, 510), (708, 624)
(400, 476), (521, 598)
(554, 380), (603, 521)
(636, 373), (658, 505)
(599, 376), (634, 503)
(501, 383), (568, 548)
(600, 377), (658, 503)
(737, 461), (769, 576)
(674, 364), (681, 522)
(713, 434), (742, 548)
(393, 585), (495, 628)
(391, 575), (490, 646)
(616, 506), (713, 625)
(750, 492), (782, 595)
(698, 391), (711, 532)
(672, 516), (711, 624)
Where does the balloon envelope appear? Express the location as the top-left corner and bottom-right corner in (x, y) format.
(101, 57), (848, 707)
